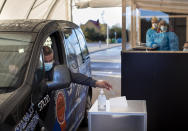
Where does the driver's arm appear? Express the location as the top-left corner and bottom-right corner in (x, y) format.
(70, 72), (97, 87)
(70, 72), (112, 90)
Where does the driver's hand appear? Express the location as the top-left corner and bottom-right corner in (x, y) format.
(95, 80), (112, 90)
(152, 44), (158, 48)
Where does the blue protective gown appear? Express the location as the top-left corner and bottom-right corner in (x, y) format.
(167, 32), (179, 51)
(146, 28), (157, 48)
(154, 32), (169, 51)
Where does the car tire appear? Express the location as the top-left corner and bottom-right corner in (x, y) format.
(81, 92), (92, 127)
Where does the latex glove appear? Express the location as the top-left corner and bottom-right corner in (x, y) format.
(152, 44), (158, 48)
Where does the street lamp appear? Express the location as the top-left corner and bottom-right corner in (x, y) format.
(107, 24), (109, 46)
(114, 31), (117, 43)
(101, 10), (109, 46)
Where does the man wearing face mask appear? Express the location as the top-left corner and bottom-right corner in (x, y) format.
(146, 16), (158, 48)
(43, 46), (112, 90)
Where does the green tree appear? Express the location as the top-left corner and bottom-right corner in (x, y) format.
(82, 27), (106, 42)
(109, 26), (122, 39)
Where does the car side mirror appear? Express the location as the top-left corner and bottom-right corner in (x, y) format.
(47, 65), (71, 91)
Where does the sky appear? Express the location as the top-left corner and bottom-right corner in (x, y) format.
(72, 7), (122, 27)
(72, 7), (169, 28)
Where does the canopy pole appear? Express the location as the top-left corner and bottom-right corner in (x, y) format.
(70, 0), (73, 21)
(186, 17), (188, 42)
(65, 0), (69, 20)
(130, 0), (134, 48)
(0, 0), (7, 15)
(133, 2), (136, 47)
(45, 0), (58, 19)
(138, 10), (141, 44)
(122, 0), (126, 52)
(26, 0), (37, 19)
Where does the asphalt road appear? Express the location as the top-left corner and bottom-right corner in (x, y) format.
(90, 46), (121, 103)
(78, 46), (122, 131)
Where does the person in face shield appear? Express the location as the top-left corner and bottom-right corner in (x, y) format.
(154, 20), (169, 51)
(183, 42), (188, 51)
(146, 16), (158, 48)
(43, 46), (112, 90)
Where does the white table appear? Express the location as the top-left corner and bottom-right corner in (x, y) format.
(88, 100), (147, 131)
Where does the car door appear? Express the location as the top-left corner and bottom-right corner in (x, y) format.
(51, 30), (86, 130)
(62, 28), (88, 129)
(74, 28), (92, 118)
(35, 32), (73, 131)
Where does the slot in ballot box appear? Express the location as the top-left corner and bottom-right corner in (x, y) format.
(88, 100), (147, 131)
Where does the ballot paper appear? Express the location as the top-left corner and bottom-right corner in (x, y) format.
(109, 96), (128, 112)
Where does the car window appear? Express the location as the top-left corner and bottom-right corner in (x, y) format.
(63, 28), (83, 66)
(43, 35), (61, 65)
(75, 28), (89, 59)
(43, 37), (52, 48)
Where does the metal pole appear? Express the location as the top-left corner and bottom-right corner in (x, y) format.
(133, 1), (137, 47)
(122, 0), (126, 52)
(0, 0), (7, 15)
(26, 0), (37, 19)
(186, 17), (188, 42)
(138, 10), (141, 45)
(70, 0), (73, 21)
(107, 24), (109, 46)
(45, 0), (57, 19)
(130, 0), (134, 48)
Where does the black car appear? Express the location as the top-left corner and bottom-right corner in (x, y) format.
(0, 20), (92, 130)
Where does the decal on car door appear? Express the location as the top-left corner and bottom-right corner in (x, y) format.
(55, 91), (66, 130)
(15, 103), (39, 131)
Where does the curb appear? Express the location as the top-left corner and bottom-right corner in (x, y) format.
(88, 44), (121, 54)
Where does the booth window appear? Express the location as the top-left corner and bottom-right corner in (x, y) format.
(124, 2), (188, 52)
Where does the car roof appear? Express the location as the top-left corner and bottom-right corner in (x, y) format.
(0, 19), (79, 33)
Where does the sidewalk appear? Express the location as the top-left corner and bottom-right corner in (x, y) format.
(87, 42), (121, 53)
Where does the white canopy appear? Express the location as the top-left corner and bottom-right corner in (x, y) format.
(0, 0), (72, 20)
(75, 0), (188, 14)
(75, 0), (122, 8)
(0, 0), (187, 21)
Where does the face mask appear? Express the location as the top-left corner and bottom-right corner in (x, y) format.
(160, 26), (167, 32)
(44, 61), (53, 71)
(152, 23), (158, 29)
(183, 48), (188, 51)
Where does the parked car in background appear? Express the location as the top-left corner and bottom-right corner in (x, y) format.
(0, 20), (92, 130)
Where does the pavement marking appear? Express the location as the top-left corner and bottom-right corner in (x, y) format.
(91, 71), (121, 78)
(91, 59), (121, 63)
(88, 44), (121, 53)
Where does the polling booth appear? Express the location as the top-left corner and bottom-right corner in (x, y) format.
(121, 0), (188, 131)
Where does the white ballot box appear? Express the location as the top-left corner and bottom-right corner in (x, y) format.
(88, 100), (147, 131)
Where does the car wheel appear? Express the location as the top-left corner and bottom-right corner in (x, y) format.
(81, 92), (92, 126)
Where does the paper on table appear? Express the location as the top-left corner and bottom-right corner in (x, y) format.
(109, 96), (128, 112)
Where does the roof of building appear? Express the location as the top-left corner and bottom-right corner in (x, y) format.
(87, 19), (100, 29)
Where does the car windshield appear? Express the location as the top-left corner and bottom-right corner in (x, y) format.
(0, 32), (34, 89)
